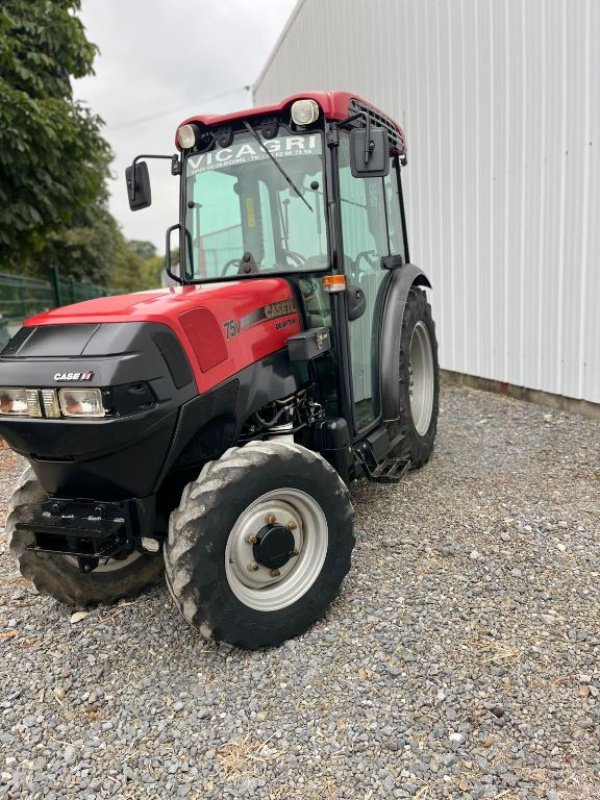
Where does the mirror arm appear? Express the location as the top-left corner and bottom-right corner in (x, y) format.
(335, 112), (363, 128)
(334, 112), (374, 163)
(363, 112), (372, 164)
(129, 154), (180, 202)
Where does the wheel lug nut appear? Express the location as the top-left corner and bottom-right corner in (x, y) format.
(265, 514), (277, 525)
(247, 562), (259, 572)
(269, 569), (281, 578)
(245, 534), (257, 545)
(287, 521), (297, 530)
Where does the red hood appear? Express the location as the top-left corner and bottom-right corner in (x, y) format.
(26, 280), (303, 394)
(26, 283), (250, 325)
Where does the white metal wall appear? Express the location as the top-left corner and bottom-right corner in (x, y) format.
(254, 0), (600, 403)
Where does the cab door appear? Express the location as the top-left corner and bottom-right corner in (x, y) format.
(338, 134), (406, 431)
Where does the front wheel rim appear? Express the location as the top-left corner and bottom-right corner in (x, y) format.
(225, 488), (328, 612)
(408, 320), (435, 436)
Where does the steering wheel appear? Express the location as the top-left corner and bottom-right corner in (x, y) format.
(221, 259), (241, 276)
(282, 250), (306, 268)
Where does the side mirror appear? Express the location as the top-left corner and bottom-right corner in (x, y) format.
(125, 161), (152, 211)
(350, 127), (390, 178)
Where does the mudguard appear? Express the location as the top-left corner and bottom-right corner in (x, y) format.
(379, 263), (432, 422)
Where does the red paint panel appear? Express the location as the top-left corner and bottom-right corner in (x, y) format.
(176, 91), (407, 157)
(176, 92), (354, 141)
(179, 308), (228, 373)
(25, 279), (303, 394)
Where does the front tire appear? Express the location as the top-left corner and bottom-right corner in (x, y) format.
(6, 467), (164, 606)
(164, 441), (355, 649)
(388, 287), (439, 467)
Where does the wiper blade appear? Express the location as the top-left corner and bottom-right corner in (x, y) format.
(243, 121), (312, 213)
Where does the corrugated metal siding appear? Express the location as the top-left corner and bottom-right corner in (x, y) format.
(254, 0), (600, 403)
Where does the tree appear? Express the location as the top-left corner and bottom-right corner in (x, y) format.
(124, 241), (164, 289)
(110, 238), (147, 294)
(0, 1), (112, 275)
(128, 240), (157, 262)
(41, 200), (120, 287)
(140, 255), (165, 290)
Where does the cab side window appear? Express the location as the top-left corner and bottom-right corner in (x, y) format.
(338, 132), (389, 428)
(384, 165), (406, 260)
(338, 136), (388, 271)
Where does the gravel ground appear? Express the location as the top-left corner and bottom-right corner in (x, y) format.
(1, 384), (599, 800)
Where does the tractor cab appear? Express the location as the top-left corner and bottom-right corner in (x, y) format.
(127, 92), (434, 466)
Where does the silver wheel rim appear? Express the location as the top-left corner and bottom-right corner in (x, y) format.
(408, 321), (435, 436)
(64, 550), (142, 573)
(225, 488), (328, 612)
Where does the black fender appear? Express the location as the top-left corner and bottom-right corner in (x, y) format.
(379, 263), (432, 422)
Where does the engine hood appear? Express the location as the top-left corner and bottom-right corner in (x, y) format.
(15, 279), (303, 393)
(26, 281), (278, 325)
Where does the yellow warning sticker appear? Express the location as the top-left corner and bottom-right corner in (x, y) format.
(245, 197), (256, 228)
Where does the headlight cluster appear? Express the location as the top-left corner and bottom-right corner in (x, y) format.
(0, 388), (106, 419)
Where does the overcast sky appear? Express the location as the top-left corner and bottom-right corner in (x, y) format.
(73, 0), (297, 252)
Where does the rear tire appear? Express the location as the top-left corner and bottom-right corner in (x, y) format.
(6, 467), (164, 607)
(164, 441), (355, 649)
(388, 287), (439, 467)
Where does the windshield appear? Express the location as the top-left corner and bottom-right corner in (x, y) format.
(184, 129), (328, 279)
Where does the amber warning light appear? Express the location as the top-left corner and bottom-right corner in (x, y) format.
(322, 275), (346, 293)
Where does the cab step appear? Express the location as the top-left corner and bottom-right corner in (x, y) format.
(355, 431), (412, 484)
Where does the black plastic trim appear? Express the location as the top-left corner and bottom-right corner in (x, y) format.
(158, 349), (304, 489)
(152, 329), (193, 389)
(379, 264), (432, 422)
(2, 324), (101, 358)
(396, 158), (410, 263)
(0, 321), (198, 498)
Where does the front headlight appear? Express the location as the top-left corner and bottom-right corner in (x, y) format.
(0, 385), (153, 419)
(0, 388), (42, 417)
(58, 388), (105, 418)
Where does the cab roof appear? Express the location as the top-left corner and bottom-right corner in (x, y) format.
(176, 91), (407, 159)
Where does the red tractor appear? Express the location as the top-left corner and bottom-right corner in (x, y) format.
(0, 92), (438, 649)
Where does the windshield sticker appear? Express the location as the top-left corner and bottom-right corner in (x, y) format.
(245, 197), (256, 228)
(188, 135), (321, 176)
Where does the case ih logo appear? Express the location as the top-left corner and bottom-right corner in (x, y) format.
(223, 299), (298, 339)
(264, 299), (296, 319)
(53, 371), (94, 382)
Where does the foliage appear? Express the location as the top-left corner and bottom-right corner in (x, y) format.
(40, 208), (164, 293)
(0, 2), (167, 295)
(110, 239), (147, 294)
(0, 1), (112, 274)
(125, 241), (164, 290)
(128, 240), (157, 262)
(38, 201), (118, 286)
(139, 255), (165, 290)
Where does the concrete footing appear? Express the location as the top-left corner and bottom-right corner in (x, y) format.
(441, 370), (600, 420)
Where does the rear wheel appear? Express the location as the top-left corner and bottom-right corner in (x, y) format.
(6, 467), (164, 606)
(164, 441), (354, 649)
(388, 287), (439, 467)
